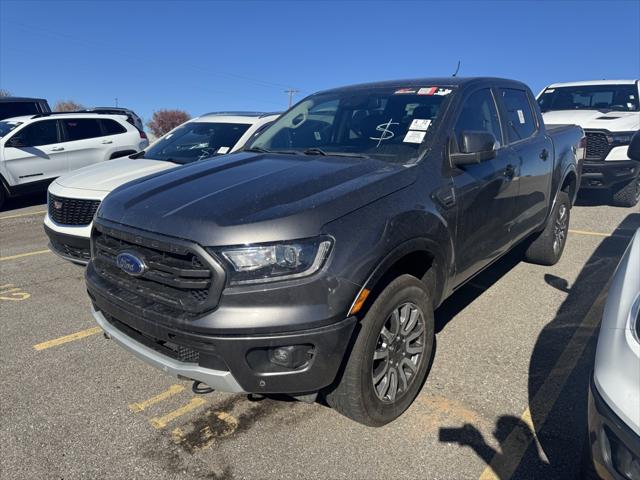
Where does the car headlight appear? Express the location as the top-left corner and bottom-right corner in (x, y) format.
(212, 237), (332, 285)
(607, 131), (637, 146)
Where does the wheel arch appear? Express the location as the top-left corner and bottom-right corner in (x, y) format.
(560, 167), (578, 206)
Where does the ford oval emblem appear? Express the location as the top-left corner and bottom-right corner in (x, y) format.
(116, 251), (147, 277)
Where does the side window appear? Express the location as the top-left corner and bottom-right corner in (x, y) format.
(499, 88), (536, 142)
(454, 89), (502, 150)
(11, 120), (59, 147)
(100, 119), (127, 135)
(62, 118), (103, 141)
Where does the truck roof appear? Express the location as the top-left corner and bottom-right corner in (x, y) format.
(546, 79), (639, 87)
(198, 111), (280, 119)
(0, 97), (48, 103)
(318, 77), (531, 94)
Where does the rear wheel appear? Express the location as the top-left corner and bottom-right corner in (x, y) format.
(524, 191), (570, 266)
(611, 175), (640, 207)
(0, 184), (6, 211)
(325, 274), (435, 426)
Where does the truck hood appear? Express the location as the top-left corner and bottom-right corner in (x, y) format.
(55, 158), (177, 192)
(542, 109), (640, 131)
(98, 152), (416, 246)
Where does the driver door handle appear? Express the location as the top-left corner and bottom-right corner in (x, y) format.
(51, 146), (65, 151)
(101, 139), (113, 144)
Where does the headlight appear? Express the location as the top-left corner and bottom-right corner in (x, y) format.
(212, 237), (332, 285)
(607, 131), (637, 146)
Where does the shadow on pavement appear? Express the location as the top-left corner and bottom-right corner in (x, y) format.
(438, 213), (640, 479)
(574, 189), (615, 207)
(1, 190), (47, 212)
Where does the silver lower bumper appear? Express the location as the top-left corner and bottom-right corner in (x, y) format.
(92, 308), (245, 393)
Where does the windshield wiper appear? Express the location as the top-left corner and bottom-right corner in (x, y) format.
(303, 148), (369, 159)
(242, 146), (271, 153)
(130, 151), (145, 159)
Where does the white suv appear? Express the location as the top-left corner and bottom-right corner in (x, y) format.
(0, 112), (149, 209)
(44, 111), (280, 264)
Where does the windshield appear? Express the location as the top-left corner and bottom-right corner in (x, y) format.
(143, 121), (251, 164)
(249, 85), (454, 163)
(0, 120), (22, 138)
(538, 84), (639, 112)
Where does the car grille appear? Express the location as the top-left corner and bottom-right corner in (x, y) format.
(92, 224), (219, 315)
(49, 238), (91, 262)
(49, 194), (101, 226)
(585, 131), (611, 161)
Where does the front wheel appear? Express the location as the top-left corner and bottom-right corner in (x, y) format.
(524, 191), (570, 266)
(324, 274), (435, 426)
(611, 175), (640, 207)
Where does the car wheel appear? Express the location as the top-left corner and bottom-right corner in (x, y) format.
(324, 274), (435, 426)
(0, 185), (5, 211)
(611, 175), (640, 207)
(524, 191), (570, 266)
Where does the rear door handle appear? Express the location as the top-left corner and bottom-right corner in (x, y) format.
(101, 139), (113, 144)
(540, 149), (549, 161)
(50, 146), (65, 151)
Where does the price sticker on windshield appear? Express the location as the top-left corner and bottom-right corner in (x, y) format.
(409, 119), (431, 131)
(403, 130), (426, 144)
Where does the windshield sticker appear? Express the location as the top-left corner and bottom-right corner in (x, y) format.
(403, 130), (426, 144)
(370, 118), (399, 147)
(409, 118), (432, 131)
(394, 88), (417, 95)
(314, 131), (321, 141)
(217, 146), (230, 154)
(517, 110), (526, 124)
(418, 87), (452, 96)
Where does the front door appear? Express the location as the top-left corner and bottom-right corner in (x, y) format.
(451, 88), (520, 286)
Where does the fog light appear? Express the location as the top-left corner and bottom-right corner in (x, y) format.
(603, 426), (640, 480)
(268, 345), (313, 369)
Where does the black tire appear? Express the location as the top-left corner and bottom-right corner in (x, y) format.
(611, 175), (640, 207)
(0, 184), (5, 211)
(324, 274), (435, 426)
(524, 191), (570, 266)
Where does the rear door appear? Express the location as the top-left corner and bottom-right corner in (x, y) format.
(497, 87), (553, 240)
(451, 87), (520, 286)
(2, 119), (67, 185)
(59, 118), (110, 171)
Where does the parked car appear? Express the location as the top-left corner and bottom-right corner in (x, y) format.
(85, 77), (584, 426)
(77, 107), (145, 133)
(0, 112), (149, 209)
(584, 133), (640, 480)
(44, 112), (279, 264)
(538, 80), (640, 207)
(0, 96), (51, 121)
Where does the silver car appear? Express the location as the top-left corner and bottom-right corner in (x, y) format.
(585, 133), (640, 480)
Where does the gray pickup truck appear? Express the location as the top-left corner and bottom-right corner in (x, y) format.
(86, 77), (584, 426)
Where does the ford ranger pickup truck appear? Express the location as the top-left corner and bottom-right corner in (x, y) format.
(538, 80), (640, 207)
(86, 77), (584, 426)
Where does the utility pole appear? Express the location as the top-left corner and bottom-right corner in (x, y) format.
(115, 97), (119, 107)
(284, 88), (299, 108)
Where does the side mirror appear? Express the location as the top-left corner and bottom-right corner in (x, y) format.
(6, 136), (26, 148)
(627, 131), (640, 161)
(450, 131), (497, 166)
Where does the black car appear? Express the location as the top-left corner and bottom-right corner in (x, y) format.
(85, 77), (584, 426)
(0, 96), (51, 121)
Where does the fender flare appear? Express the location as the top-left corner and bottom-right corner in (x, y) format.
(551, 164), (579, 213)
(348, 237), (450, 315)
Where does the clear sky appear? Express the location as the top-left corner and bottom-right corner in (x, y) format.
(1, 0), (639, 123)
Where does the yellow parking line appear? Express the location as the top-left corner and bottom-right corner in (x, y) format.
(128, 384), (186, 413)
(0, 210), (47, 220)
(0, 249), (51, 262)
(568, 229), (612, 238)
(478, 280), (610, 480)
(150, 397), (207, 429)
(33, 327), (102, 351)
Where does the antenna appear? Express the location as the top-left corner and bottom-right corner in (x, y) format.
(452, 60), (461, 77)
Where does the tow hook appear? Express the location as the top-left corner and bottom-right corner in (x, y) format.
(192, 380), (215, 394)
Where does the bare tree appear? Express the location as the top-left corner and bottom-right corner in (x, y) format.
(146, 109), (191, 137)
(0, 89), (12, 98)
(54, 100), (85, 112)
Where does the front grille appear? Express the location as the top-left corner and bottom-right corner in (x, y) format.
(49, 194), (101, 226)
(585, 131), (611, 161)
(92, 224), (219, 315)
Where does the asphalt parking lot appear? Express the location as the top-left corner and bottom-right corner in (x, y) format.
(1, 191), (638, 480)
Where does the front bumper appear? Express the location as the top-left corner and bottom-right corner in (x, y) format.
(580, 160), (640, 190)
(587, 377), (640, 480)
(87, 279), (357, 395)
(44, 223), (91, 265)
